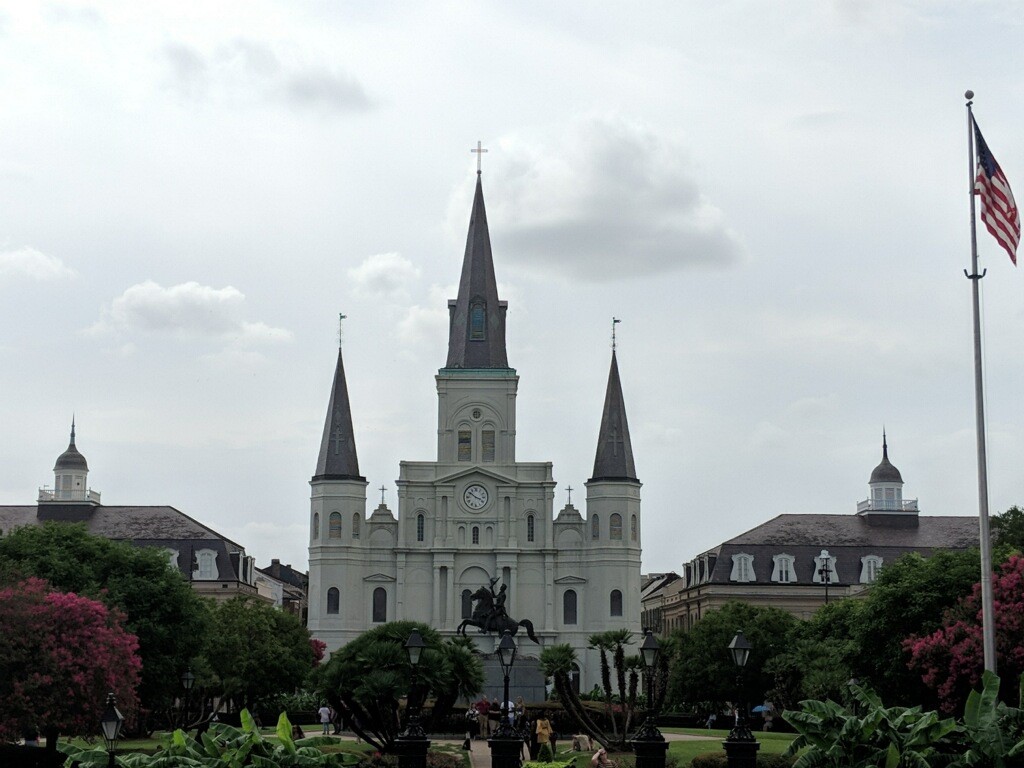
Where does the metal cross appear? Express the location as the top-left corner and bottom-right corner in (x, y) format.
(566, 486), (574, 505)
(379, 485), (387, 504)
(612, 317), (621, 350)
(471, 141), (488, 174)
(338, 313), (347, 347)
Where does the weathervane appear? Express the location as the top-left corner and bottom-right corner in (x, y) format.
(338, 313), (348, 347)
(471, 141), (488, 174)
(612, 317), (621, 350)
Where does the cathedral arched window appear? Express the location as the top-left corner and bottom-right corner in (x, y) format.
(352, 513), (361, 539)
(563, 589), (578, 625)
(610, 589), (623, 617)
(527, 515), (535, 542)
(461, 589), (473, 619)
(327, 587), (340, 614)
(591, 514), (600, 540)
(458, 526), (466, 545)
(470, 301), (486, 340)
(417, 514), (425, 542)
(472, 526), (480, 544)
(328, 512), (342, 539)
(631, 514), (637, 541)
(313, 513), (320, 540)
(372, 587), (387, 623)
(610, 513), (623, 540)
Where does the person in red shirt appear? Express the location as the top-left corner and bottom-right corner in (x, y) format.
(475, 696), (491, 738)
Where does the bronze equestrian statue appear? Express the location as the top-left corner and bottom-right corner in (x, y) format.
(456, 579), (539, 644)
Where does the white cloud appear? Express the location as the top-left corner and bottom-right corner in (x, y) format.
(162, 39), (371, 113)
(348, 252), (421, 297)
(88, 280), (291, 344)
(469, 116), (744, 281)
(0, 247), (77, 281)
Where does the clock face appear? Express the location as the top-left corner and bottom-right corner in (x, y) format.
(464, 484), (489, 510)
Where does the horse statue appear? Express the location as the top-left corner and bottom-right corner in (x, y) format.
(456, 584), (540, 644)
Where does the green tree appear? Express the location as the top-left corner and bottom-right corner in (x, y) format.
(666, 602), (799, 714)
(992, 506), (1024, 558)
(205, 595), (314, 713)
(0, 522), (210, 713)
(313, 621), (484, 753)
(850, 549), (979, 707)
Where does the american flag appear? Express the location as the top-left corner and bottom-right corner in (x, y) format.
(974, 119), (1019, 265)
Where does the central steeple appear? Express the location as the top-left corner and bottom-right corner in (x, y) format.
(445, 174), (509, 369)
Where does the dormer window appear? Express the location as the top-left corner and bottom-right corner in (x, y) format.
(730, 553), (754, 583)
(860, 555), (883, 584)
(470, 301), (486, 340)
(771, 554), (796, 584)
(195, 549), (218, 580)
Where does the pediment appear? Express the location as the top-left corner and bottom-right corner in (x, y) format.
(554, 575), (587, 585)
(434, 466), (518, 486)
(364, 573), (396, 583)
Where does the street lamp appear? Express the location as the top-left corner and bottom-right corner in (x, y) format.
(180, 667), (195, 730)
(818, 549), (833, 605)
(100, 692), (124, 768)
(631, 630), (668, 768)
(402, 629), (427, 738)
(394, 628), (430, 768)
(489, 630), (523, 768)
(722, 632), (759, 768)
(492, 630), (517, 739)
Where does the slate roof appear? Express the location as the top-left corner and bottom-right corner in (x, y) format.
(701, 513), (977, 585)
(444, 174), (510, 369)
(313, 348), (364, 482)
(590, 351), (638, 482)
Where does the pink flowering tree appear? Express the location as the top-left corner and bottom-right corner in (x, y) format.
(906, 554), (1024, 713)
(0, 577), (141, 742)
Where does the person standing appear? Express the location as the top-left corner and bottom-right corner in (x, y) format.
(318, 703), (332, 735)
(536, 711), (554, 761)
(476, 695), (491, 738)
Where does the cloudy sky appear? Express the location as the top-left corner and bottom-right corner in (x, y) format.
(2, 1), (1023, 576)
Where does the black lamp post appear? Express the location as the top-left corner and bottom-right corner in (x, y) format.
(394, 629), (430, 768)
(722, 631), (759, 768)
(818, 549), (833, 605)
(631, 630), (668, 768)
(180, 667), (195, 730)
(489, 630), (523, 768)
(100, 692), (124, 768)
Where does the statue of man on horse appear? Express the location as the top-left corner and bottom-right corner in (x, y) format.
(457, 577), (539, 644)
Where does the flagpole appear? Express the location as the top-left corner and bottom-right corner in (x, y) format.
(964, 90), (997, 674)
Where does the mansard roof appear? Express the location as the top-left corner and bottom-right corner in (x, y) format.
(313, 348), (364, 482)
(445, 174), (509, 369)
(590, 351), (638, 482)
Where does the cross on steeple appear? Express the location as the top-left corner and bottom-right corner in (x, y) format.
(605, 425), (623, 457)
(566, 485), (574, 504)
(471, 141), (488, 174)
(332, 424), (347, 455)
(338, 313), (347, 347)
(379, 485), (387, 504)
(612, 317), (621, 350)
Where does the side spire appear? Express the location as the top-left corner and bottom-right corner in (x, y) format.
(313, 343), (364, 482)
(445, 173), (509, 369)
(590, 350), (638, 482)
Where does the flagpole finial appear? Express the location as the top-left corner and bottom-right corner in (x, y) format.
(965, 89), (974, 101)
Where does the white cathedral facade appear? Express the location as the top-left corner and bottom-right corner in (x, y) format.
(307, 173), (643, 686)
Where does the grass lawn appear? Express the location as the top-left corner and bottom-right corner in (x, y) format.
(661, 728), (796, 766)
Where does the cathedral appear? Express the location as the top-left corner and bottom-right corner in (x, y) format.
(306, 172), (643, 686)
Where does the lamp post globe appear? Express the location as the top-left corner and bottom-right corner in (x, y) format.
(723, 631), (759, 768)
(631, 629), (668, 768)
(395, 628), (430, 768)
(100, 692), (124, 768)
